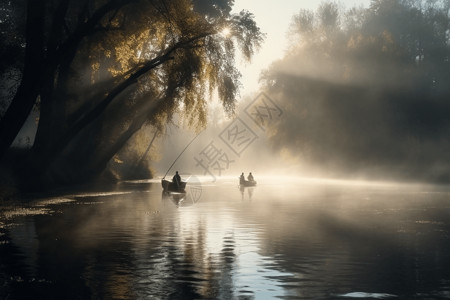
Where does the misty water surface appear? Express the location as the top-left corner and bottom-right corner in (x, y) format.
(1, 177), (450, 299)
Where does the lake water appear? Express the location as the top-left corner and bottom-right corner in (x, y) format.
(1, 176), (450, 299)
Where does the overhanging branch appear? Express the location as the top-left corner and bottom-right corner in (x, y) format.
(53, 32), (215, 164)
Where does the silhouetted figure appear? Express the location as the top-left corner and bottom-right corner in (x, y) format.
(173, 171), (181, 188)
(239, 172), (245, 184)
(247, 172), (254, 182)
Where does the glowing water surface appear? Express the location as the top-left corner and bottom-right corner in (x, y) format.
(1, 177), (450, 299)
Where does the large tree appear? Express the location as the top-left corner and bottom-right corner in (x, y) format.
(0, 0), (263, 189)
(262, 0), (450, 182)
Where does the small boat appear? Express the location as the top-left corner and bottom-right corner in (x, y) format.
(240, 179), (257, 187)
(161, 133), (201, 194)
(161, 179), (187, 193)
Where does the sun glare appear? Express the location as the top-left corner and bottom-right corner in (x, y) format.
(221, 27), (231, 37)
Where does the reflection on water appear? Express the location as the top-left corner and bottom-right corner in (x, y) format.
(1, 178), (450, 299)
(239, 185), (254, 201)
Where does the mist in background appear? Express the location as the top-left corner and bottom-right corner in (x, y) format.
(259, 0), (450, 183)
(156, 0), (450, 184)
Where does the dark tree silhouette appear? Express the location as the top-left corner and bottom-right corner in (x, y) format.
(0, 0), (263, 189)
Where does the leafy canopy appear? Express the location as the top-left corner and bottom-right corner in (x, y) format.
(73, 0), (264, 132)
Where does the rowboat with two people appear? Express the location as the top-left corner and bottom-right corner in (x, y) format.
(239, 172), (257, 187)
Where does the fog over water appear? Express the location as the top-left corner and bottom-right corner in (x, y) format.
(1, 177), (450, 299)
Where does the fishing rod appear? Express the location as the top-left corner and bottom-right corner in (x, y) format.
(163, 131), (202, 179)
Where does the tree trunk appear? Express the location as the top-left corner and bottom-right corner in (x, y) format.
(0, 0), (45, 159)
(38, 92), (165, 186)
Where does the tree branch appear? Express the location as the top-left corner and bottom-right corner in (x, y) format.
(45, 0), (134, 74)
(48, 32), (214, 165)
(47, 0), (71, 57)
(0, 0), (46, 158)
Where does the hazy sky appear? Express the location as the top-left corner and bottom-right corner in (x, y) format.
(232, 0), (371, 96)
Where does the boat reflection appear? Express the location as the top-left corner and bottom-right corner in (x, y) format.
(239, 185), (254, 200)
(162, 191), (186, 207)
(161, 184), (202, 207)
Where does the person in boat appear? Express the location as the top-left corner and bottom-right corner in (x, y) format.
(239, 172), (245, 184)
(247, 172), (254, 182)
(172, 171), (181, 188)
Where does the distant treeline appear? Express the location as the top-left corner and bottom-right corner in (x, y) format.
(262, 0), (450, 182)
